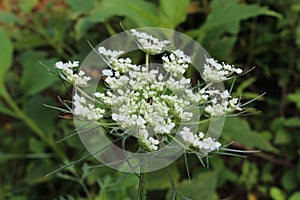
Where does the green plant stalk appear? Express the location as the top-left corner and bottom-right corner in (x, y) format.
(1, 86), (66, 160)
(146, 53), (149, 71)
(137, 172), (147, 200)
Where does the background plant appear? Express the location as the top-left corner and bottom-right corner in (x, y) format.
(0, 0), (299, 199)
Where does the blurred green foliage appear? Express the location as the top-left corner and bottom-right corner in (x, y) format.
(0, 0), (299, 199)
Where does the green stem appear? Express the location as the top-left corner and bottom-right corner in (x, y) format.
(145, 53), (149, 71)
(137, 172), (147, 200)
(104, 21), (116, 36)
(1, 87), (66, 160)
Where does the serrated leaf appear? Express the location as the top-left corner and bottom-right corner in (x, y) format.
(222, 118), (278, 153)
(0, 28), (13, 95)
(19, 50), (58, 95)
(159, 0), (190, 29)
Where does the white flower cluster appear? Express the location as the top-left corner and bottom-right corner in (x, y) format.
(55, 29), (246, 154)
(203, 58), (243, 82)
(98, 46), (137, 73)
(179, 127), (221, 151)
(162, 50), (192, 76)
(205, 90), (242, 117)
(131, 29), (170, 55)
(73, 94), (105, 121)
(55, 61), (91, 87)
(94, 62), (202, 150)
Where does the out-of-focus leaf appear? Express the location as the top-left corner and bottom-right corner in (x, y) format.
(288, 90), (300, 109)
(66, 0), (95, 14)
(274, 129), (290, 145)
(159, 0), (190, 29)
(289, 192), (300, 200)
(284, 117), (300, 127)
(281, 171), (298, 192)
(238, 161), (258, 190)
(270, 187), (286, 200)
(19, 50), (58, 95)
(296, 23), (300, 47)
(0, 101), (14, 116)
(75, 0), (163, 40)
(187, 0), (281, 59)
(25, 95), (58, 133)
(29, 137), (46, 153)
(167, 171), (217, 200)
(74, 18), (96, 40)
(235, 77), (256, 96)
(222, 118), (278, 153)
(0, 153), (52, 163)
(0, 28), (13, 95)
(18, 0), (38, 13)
(147, 165), (179, 190)
(13, 33), (47, 49)
(0, 11), (19, 24)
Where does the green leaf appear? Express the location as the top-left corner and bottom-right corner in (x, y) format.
(18, 0), (39, 13)
(159, 0), (190, 29)
(270, 187), (286, 200)
(289, 192), (300, 200)
(0, 28), (13, 95)
(19, 50), (59, 95)
(288, 90), (300, 109)
(281, 171), (298, 192)
(274, 129), (290, 145)
(75, 0), (163, 40)
(0, 101), (14, 116)
(29, 137), (46, 153)
(25, 95), (58, 133)
(200, 0), (280, 33)
(187, 0), (280, 59)
(168, 171), (217, 200)
(0, 11), (19, 24)
(13, 32), (47, 49)
(147, 165), (179, 190)
(74, 18), (96, 40)
(66, 0), (95, 14)
(90, 0), (160, 26)
(222, 118), (278, 153)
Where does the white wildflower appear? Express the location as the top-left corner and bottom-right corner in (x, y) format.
(131, 29), (170, 55)
(73, 94), (105, 122)
(162, 50), (191, 76)
(203, 58), (243, 82)
(55, 61), (91, 87)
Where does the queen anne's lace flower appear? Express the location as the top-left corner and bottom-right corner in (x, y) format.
(162, 50), (191, 76)
(179, 127), (221, 151)
(55, 29), (245, 154)
(131, 29), (170, 55)
(55, 61), (91, 87)
(73, 94), (105, 121)
(203, 58), (243, 82)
